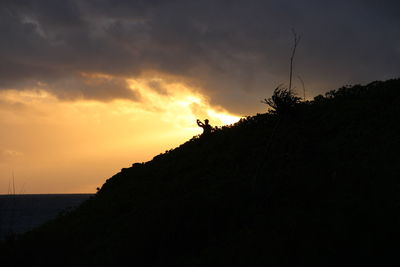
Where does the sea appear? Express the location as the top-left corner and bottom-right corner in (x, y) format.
(0, 194), (93, 240)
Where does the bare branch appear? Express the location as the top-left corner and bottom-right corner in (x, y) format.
(289, 29), (301, 92)
(297, 75), (306, 101)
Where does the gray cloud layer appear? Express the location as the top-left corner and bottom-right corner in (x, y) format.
(1, 0), (399, 113)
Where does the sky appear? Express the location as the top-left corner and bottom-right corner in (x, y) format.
(1, 0), (399, 193)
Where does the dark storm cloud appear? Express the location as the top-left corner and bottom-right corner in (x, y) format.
(0, 0), (399, 112)
(147, 80), (169, 96)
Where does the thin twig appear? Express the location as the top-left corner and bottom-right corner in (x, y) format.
(289, 29), (301, 92)
(297, 75), (306, 101)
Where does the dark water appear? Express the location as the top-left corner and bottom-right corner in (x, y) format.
(0, 194), (93, 240)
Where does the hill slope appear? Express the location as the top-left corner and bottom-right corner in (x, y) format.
(3, 79), (400, 266)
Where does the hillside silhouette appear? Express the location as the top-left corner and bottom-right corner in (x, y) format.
(2, 79), (400, 266)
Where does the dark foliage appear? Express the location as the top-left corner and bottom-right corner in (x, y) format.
(2, 79), (400, 266)
(261, 86), (301, 114)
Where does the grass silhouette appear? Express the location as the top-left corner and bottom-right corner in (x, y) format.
(2, 79), (400, 266)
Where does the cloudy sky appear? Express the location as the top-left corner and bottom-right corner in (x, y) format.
(1, 0), (399, 193)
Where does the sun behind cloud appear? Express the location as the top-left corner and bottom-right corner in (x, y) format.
(0, 75), (241, 194)
(127, 77), (241, 128)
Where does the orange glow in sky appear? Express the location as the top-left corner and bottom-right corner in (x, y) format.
(0, 76), (241, 194)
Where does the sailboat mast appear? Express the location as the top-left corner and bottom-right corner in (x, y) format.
(12, 171), (16, 195)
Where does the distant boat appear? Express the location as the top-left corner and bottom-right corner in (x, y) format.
(7, 171), (26, 195)
(1, 171), (18, 239)
(8, 171), (16, 195)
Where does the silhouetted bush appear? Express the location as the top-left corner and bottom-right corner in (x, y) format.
(262, 86), (301, 114)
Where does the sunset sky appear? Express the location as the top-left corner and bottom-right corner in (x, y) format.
(1, 0), (399, 193)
